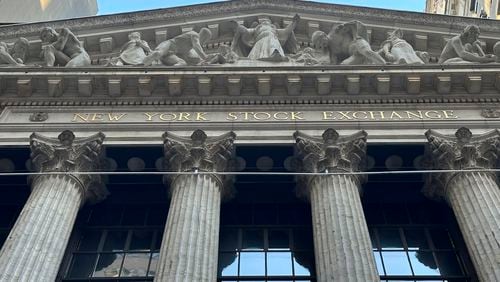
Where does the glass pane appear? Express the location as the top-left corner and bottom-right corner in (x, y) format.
(269, 229), (289, 250)
(293, 228), (314, 251)
(93, 253), (124, 277)
(67, 254), (97, 278)
(378, 229), (404, 250)
(121, 253), (150, 277)
(436, 251), (463, 276)
(369, 228), (378, 250)
(373, 251), (385, 275)
(78, 230), (102, 251)
(430, 229), (453, 249)
(364, 204), (385, 224)
(147, 207), (167, 225)
(381, 251), (412, 275)
(384, 204), (409, 224)
(0, 208), (15, 227)
(220, 228), (239, 251)
(148, 252), (159, 277)
(122, 206), (147, 226)
(408, 251), (439, 276)
(242, 229), (264, 250)
(267, 252), (292, 276)
(153, 231), (163, 251)
(89, 206), (123, 226)
(219, 252), (238, 276)
(103, 231), (128, 251)
(254, 204), (277, 224)
(129, 230), (153, 251)
(293, 252), (314, 276)
(239, 252), (265, 276)
(404, 228), (429, 250)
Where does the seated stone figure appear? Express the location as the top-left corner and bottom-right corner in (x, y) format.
(143, 28), (212, 66)
(330, 21), (386, 65)
(438, 25), (496, 64)
(292, 30), (331, 65)
(380, 29), (427, 64)
(493, 41), (500, 63)
(206, 45), (238, 64)
(0, 37), (29, 66)
(108, 32), (151, 66)
(40, 27), (91, 67)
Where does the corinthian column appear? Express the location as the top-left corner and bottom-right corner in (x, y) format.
(424, 127), (500, 281)
(0, 130), (107, 282)
(294, 129), (379, 282)
(155, 129), (236, 282)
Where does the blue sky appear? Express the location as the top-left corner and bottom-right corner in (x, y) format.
(97, 0), (426, 15)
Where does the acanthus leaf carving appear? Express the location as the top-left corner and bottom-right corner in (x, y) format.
(163, 129), (236, 198)
(423, 127), (500, 199)
(29, 130), (108, 204)
(294, 128), (368, 198)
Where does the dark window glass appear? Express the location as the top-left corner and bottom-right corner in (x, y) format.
(67, 254), (97, 278)
(429, 229), (454, 249)
(220, 228), (239, 251)
(436, 252), (463, 276)
(103, 230), (127, 252)
(130, 230), (153, 251)
(404, 228), (429, 250)
(269, 229), (289, 250)
(78, 230), (102, 251)
(242, 229), (264, 250)
(378, 229), (404, 250)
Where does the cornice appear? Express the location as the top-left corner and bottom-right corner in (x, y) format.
(0, 0), (499, 38)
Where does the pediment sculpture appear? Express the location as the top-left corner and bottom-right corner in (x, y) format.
(1, 16), (500, 67)
(40, 27), (91, 67)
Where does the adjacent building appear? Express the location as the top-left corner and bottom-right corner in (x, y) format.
(0, 0), (98, 23)
(0, 0), (499, 281)
(426, 0), (500, 19)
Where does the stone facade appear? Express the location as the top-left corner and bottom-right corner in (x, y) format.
(0, 1), (499, 282)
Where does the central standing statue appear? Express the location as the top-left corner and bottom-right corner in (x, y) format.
(230, 14), (300, 62)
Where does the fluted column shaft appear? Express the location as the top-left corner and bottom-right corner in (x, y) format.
(309, 174), (379, 282)
(155, 174), (221, 282)
(157, 130), (235, 282)
(0, 175), (84, 281)
(0, 130), (106, 282)
(446, 172), (500, 281)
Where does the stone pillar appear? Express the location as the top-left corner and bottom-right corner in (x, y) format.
(0, 130), (107, 282)
(424, 127), (500, 282)
(294, 129), (379, 282)
(155, 129), (236, 282)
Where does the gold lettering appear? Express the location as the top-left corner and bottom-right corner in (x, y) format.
(254, 112), (271, 120)
(242, 112), (252, 120)
(405, 111), (423, 119)
(159, 113), (176, 121)
(338, 111), (352, 120)
(108, 113), (127, 121)
(196, 112), (208, 121)
(424, 111), (442, 119)
(323, 111), (335, 120)
(273, 112), (289, 120)
(178, 112), (191, 121)
(144, 112), (159, 121)
(72, 113), (90, 122)
(389, 111), (403, 119)
(290, 112), (304, 120)
(226, 112), (238, 120)
(91, 113), (104, 121)
(442, 110), (458, 119)
(352, 111), (368, 119)
(368, 111), (385, 119)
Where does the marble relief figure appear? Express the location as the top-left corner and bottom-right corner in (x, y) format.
(380, 29), (428, 64)
(40, 27), (91, 67)
(108, 32), (151, 66)
(0, 37), (29, 66)
(438, 25), (496, 64)
(230, 14), (300, 62)
(143, 28), (212, 66)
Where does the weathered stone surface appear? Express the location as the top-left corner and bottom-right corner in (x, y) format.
(156, 130), (236, 282)
(0, 130), (107, 282)
(294, 129), (379, 282)
(424, 127), (500, 282)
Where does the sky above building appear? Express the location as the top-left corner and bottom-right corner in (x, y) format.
(97, 0), (426, 15)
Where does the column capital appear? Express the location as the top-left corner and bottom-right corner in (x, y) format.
(294, 129), (368, 196)
(29, 130), (108, 204)
(163, 129), (236, 197)
(423, 127), (500, 199)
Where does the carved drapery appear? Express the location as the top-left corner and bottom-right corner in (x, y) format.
(424, 127), (500, 282)
(0, 130), (107, 282)
(294, 129), (379, 282)
(155, 129), (236, 282)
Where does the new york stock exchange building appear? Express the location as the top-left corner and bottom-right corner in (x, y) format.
(0, 0), (500, 281)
